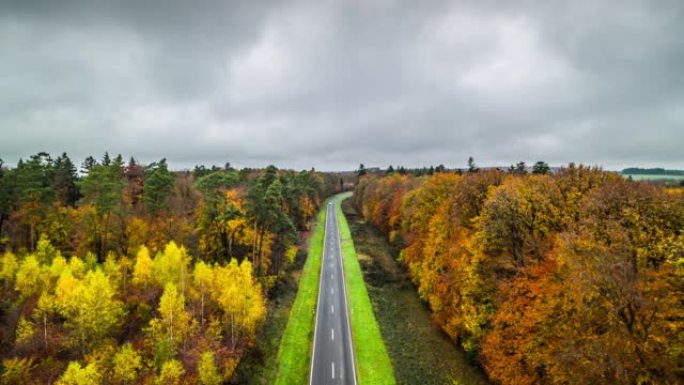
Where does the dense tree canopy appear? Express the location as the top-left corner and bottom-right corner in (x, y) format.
(355, 165), (684, 385)
(0, 152), (341, 383)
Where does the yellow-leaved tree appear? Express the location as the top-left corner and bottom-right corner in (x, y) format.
(48, 254), (68, 279)
(15, 255), (45, 298)
(112, 343), (142, 385)
(67, 256), (87, 278)
(103, 252), (122, 288)
(55, 268), (124, 354)
(153, 241), (190, 295)
(192, 261), (214, 327)
(132, 245), (153, 288)
(197, 350), (222, 385)
(56, 361), (101, 385)
(0, 357), (36, 384)
(0, 251), (18, 287)
(157, 283), (191, 346)
(33, 291), (56, 352)
(212, 259), (265, 349)
(148, 282), (192, 367)
(156, 359), (184, 385)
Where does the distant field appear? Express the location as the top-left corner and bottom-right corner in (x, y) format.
(623, 173), (684, 181)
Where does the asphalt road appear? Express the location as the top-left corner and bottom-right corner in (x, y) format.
(309, 200), (357, 385)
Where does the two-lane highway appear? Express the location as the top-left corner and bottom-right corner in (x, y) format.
(310, 201), (357, 385)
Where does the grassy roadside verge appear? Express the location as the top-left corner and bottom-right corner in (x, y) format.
(273, 198), (328, 385)
(336, 193), (397, 385)
(341, 198), (490, 385)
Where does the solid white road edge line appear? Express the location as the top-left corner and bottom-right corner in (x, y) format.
(308, 202), (332, 385)
(334, 200), (359, 385)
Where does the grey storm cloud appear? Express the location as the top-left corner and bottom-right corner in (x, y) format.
(1, 0), (683, 170)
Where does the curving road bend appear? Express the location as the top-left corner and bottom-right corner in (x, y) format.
(309, 200), (357, 385)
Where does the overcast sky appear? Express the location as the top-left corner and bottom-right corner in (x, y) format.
(1, 0), (683, 171)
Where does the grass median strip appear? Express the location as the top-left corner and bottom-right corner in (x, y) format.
(274, 199), (328, 385)
(336, 193), (397, 385)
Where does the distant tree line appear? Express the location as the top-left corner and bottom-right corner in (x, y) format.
(622, 167), (684, 175)
(356, 158), (552, 178)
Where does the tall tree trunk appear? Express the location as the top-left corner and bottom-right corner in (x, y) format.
(29, 221), (35, 251)
(180, 264), (186, 300)
(274, 234), (283, 274)
(222, 227), (231, 261)
(170, 306), (174, 343)
(251, 220), (258, 263)
(119, 217), (128, 257)
(200, 291), (205, 328)
(231, 314), (235, 350)
(257, 228), (266, 276)
(122, 264), (128, 294)
(229, 231), (234, 259)
(101, 211), (111, 262)
(43, 311), (48, 353)
(80, 314), (86, 357)
(0, 213), (5, 252)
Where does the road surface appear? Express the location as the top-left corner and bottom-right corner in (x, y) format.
(309, 200), (357, 385)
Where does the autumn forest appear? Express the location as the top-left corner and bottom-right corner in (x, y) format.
(354, 165), (684, 384)
(0, 152), (683, 385)
(0, 152), (339, 384)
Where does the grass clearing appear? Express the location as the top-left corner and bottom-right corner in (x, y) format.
(336, 193), (397, 385)
(273, 199), (328, 385)
(342, 198), (490, 385)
